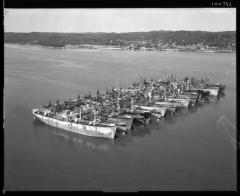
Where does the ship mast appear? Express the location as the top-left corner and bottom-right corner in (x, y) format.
(79, 106), (82, 120)
(164, 76), (167, 101)
(117, 96), (120, 111)
(93, 108), (96, 125)
(130, 97), (134, 111)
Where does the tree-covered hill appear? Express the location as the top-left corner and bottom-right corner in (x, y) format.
(4, 31), (236, 48)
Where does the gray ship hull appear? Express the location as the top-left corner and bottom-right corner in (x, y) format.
(32, 110), (116, 139)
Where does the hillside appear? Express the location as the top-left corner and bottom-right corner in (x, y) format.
(4, 31), (236, 49)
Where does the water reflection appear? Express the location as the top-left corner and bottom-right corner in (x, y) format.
(131, 126), (151, 138)
(32, 120), (134, 151)
(188, 106), (198, 113)
(217, 91), (226, 103)
(33, 120), (114, 151)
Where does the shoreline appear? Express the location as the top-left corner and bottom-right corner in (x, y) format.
(4, 43), (235, 53)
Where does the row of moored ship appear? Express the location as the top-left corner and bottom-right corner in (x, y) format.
(32, 75), (226, 139)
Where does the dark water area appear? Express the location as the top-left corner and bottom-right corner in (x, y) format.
(4, 45), (236, 191)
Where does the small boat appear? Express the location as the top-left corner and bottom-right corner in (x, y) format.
(151, 112), (162, 119)
(155, 101), (183, 108)
(134, 105), (167, 116)
(151, 103), (177, 114)
(107, 119), (128, 132)
(202, 87), (220, 96)
(120, 109), (151, 125)
(178, 93), (199, 103)
(167, 97), (190, 107)
(166, 106), (177, 113)
(206, 83), (226, 92)
(190, 86), (220, 96)
(186, 89), (211, 100)
(127, 109), (152, 117)
(133, 115), (147, 125)
(108, 114), (134, 131)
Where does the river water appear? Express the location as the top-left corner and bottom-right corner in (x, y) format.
(4, 45), (236, 191)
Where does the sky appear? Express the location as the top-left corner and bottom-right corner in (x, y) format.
(4, 8), (236, 33)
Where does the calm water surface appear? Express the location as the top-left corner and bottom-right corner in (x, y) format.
(4, 46), (236, 191)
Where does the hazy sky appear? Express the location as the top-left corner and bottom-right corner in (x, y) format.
(4, 8), (236, 33)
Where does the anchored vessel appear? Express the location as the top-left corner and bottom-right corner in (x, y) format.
(32, 109), (116, 139)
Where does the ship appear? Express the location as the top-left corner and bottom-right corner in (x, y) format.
(32, 108), (117, 139)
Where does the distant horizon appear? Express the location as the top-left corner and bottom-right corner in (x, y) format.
(4, 29), (236, 33)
